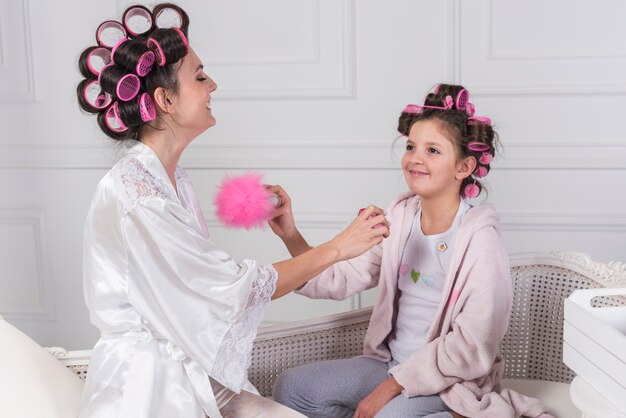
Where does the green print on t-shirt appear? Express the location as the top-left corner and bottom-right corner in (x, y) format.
(411, 269), (420, 284)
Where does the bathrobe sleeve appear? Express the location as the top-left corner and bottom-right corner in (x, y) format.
(121, 197), (276, 391)
(296, 242), (383, 300)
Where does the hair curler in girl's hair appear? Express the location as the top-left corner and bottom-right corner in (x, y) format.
(214, 172), (281, 229)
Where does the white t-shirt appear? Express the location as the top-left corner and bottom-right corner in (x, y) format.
(388, 200), (469, 363)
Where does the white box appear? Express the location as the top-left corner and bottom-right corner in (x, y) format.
(563, 288), (626, 414)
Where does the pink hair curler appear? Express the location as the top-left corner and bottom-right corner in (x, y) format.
(468, 116), (491, 126)
(473, 166), (488, 178)
(424, 95), (454, 111)
(147, 37), (166, 66)
(464, 182), (480, 199)
(122, 5), (153, 37)
(479, 153), (493, 165)
(110, 38), (127, 61)
(86, 47), (111, 76)
(467, 141), (490, 152)
(136, 51), (156, 76)
(105, 102), (128, 132)
(139, 93), (156, 122)
(214, 172), (281, 229)
(466, 102), (475, 117)
(155, 6), (184, 29)
(455, 89), (469, 111)
(116, 73), (140, 101)
(96, 20), (127, 48)
(172, 27), (189, 49)
(97, 63), (114, 84)
(83, 80), (112, 110)
(404, 104), (424, 114)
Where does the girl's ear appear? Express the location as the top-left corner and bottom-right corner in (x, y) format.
(153, 87), (174, 114)
(456, 156), (477, 180)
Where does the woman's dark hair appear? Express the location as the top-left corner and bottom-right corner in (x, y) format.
(397, 83), (499, 198)
(76, 3), (190, 141)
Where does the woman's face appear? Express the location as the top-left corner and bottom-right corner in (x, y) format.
(170, 48), (217, 138)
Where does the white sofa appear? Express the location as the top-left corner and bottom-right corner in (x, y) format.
(3, 251), (625, 417)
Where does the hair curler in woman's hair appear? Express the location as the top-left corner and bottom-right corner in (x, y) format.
(147, 27), (188, 66)
(99, 64), (141, 101)
(153, 3), (190, 33)
(111, 38), (156, 77)
(105, 102), (128, 132)
(79, 47), (112, 78)
(96, 20), (127, 48)
(79, 79), (113, 113)
(138, 93), (156, 122)
(214, 172), (281, 229)
(122, 5), (154, 37)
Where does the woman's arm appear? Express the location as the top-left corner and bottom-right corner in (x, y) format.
(271, 204), (389, 299)
(266, 184), (312, 257)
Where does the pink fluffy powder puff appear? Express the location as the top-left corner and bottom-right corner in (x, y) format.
(214, 172), (276, 229)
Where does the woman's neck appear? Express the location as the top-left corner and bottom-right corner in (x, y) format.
(419, 193), (462, 235)
(140, 128), (189, 193)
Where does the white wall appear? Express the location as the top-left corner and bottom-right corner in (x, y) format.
(0, 0), (625, 349)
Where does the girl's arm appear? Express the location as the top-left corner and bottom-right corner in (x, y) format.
(267, 184), (386, 300)
(271, 204), (389, 299)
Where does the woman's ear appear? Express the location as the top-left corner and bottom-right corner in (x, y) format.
(456, 156), (477, 180)
(153, 87), (174, 114)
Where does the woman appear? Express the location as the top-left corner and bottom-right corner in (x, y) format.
(76, 3), (390, 417)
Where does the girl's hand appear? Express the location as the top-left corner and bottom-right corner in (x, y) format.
(331, 205), (390, 261)
(266, 185), (297, 240)
(353, 377), (403, 418)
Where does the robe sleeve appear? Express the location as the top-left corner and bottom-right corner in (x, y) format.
(121, 197), (276, 391)
(296, 243), (383, 300)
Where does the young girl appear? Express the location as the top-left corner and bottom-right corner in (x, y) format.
(270, 84), (552, 418)
(76, 3), (389, 418)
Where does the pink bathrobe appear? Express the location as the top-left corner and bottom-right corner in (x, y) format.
(298, 193), (552, 418)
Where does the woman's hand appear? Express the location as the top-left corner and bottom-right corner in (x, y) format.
(266, 185), (312, 257)
(353, 377), (403, 418)
(331, 205), (390, 261)
(266, 185), (297, 240)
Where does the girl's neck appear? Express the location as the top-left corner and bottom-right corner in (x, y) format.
(420, 193), (462, 235)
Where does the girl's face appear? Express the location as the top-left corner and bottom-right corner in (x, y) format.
(402, 119), (472, 199)
(170, 48), (217, 138)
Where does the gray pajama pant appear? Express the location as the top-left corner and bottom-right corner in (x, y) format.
(272, 357), (452, 418)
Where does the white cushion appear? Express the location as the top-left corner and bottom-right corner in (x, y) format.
(0, 318), (83, 418)
(503, 378), (581, 418)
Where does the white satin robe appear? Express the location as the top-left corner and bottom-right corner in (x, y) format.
(80, 141), (277, 418)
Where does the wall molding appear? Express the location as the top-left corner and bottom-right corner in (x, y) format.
(1, 140), (625, 170)
(205, 209), (626, 234)
(454, 0), (626, 96)
(486, 0), (626, 60)
(0, 209), (55, 320)
(0, 0), (36, 102)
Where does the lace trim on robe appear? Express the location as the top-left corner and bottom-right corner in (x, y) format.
(210, 264), (278, 391)
(116, 157), (177, 211)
